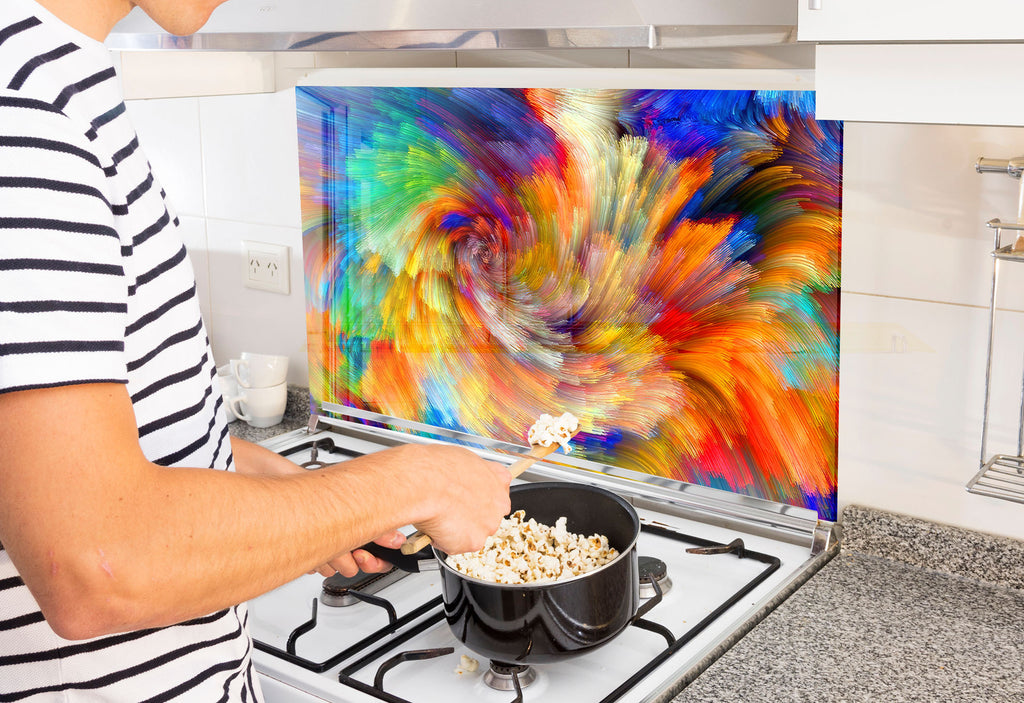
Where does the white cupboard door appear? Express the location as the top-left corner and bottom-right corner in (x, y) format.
(799, 0), (1024, 42)
(814, 43), (1024, 126)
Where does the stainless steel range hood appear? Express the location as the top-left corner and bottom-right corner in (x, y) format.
(106, 0), (796, 52)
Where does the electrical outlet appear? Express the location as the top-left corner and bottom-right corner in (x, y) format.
(242, 241), (290, 294)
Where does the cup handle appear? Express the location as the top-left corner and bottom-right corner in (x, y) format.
(226, 395), (251, 422)
(231, 359), (252, 389)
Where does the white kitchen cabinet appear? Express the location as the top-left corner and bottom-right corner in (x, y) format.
(800, 1), (1024, 125)
(798, 0), (1024, 42)
(814, 43), (1024, 126)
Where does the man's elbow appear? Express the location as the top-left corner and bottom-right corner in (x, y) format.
(30, 553), (145, 640)
(42, 601), (115, 641)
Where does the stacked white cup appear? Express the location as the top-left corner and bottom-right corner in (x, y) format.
(222, 352), (289, 428)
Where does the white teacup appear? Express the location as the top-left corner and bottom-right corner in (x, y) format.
(227, 382), (288, 428)
(231, 352), (288, 389)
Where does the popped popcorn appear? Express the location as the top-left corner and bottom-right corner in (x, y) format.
(527, 412), (579, 453)
(445, 510), (618, 584)
(454, 654), (479, 675)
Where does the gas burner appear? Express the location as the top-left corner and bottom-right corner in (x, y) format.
(483, 661), (538, 691)
(638, 555), (672, 599)
(277, 436), (364, 470)
(300, 439), (334, 469)
(320, 568), (408, 607)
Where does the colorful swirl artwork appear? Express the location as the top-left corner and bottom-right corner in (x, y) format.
(296, 86), (842, 520)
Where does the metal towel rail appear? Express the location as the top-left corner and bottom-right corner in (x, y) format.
(968, 156), (1024, 505)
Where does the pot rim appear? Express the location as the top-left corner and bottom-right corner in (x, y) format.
(434, 481), (640, 589)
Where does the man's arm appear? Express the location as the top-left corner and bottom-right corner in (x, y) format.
(0, 382), (511, 640)
(229, 435), (404, 576)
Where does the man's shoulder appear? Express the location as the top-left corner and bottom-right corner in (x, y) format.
(0, 6), (120, 154)
(0, 88), (76, 134)
(0, 87), (107, 176)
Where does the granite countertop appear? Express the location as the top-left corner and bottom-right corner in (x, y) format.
(227, 385), (312, 443)
(672, 505), (1024, 702)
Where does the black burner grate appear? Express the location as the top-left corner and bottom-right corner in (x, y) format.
(253, 523), (781, 703)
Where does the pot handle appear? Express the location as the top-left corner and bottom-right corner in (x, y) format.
(359, 542), (438, 573)
(630, 574), (664, 623)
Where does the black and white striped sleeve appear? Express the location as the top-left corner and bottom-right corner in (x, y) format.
(0, 91), (129, 394)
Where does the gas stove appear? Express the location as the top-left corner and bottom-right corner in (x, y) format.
(249, 412), (837, 703)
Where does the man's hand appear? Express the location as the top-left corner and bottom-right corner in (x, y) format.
(312, 529), (406, 577)
(399, 444), (512, 556)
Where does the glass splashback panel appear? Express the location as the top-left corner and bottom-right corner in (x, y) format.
(296, 84), (842, 520)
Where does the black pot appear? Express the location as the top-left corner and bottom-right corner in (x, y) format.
(437, 482), (640, 663)
(364, 482), (651, 664)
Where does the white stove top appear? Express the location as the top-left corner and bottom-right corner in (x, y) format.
(249, 419), (835, 703)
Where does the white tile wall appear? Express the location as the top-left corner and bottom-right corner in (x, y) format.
(125, 97), (205, 217)
(839, 293), (1024, 539)
(198, 91), (301, 228)
(125, 88), (308, 385)
(841, 122), (1024, 310)
(204, 219), (307, 379)
(122, 55), (1024, 540)
(120, 52), (276, 99)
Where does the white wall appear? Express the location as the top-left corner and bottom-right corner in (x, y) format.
(121, 53), (1024, 540)
(126, 89), (309, 386)
(839, 123), (1024, 540)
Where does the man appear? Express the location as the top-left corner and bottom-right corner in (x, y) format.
(0, 0), (513, 699)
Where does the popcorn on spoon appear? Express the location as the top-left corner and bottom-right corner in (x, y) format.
(398, 412), (581, 555)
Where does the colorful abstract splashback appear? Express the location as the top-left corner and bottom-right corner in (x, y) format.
(296, 85), (842, 521)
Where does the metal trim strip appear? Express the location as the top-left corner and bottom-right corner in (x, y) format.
(314, 404), (830, 549)
(106, 27), (654, 51)
(105, 25), (798, 52)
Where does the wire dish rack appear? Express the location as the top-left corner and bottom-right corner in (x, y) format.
(969, 160), (1024, 506)
(968, 455), (1024, 504)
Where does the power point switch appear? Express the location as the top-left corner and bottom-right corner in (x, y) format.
(242, 241), (290, 294)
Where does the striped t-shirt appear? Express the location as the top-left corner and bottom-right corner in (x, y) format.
(0, 0), (262, 700)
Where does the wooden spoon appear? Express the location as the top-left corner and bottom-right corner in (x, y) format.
(399, 442), (567, 555)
